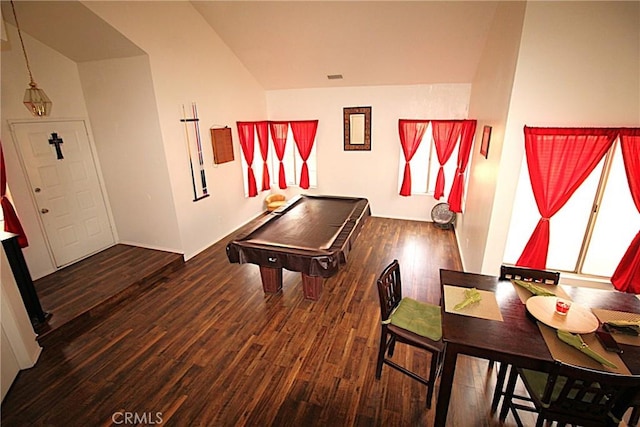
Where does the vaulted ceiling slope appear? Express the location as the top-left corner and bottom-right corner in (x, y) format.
(2, 1), (499, 90)
(191, 1), (499, 89)
(0, 0), (145, 62)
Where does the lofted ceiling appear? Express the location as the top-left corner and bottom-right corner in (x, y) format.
(0, 0), (146, 62)
(191, 1), (499, 89)
(1, 0), (500, 90)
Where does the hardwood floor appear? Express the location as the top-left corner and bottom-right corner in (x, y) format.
(0, 216), (572, 426)
(33, 244), (184, 347)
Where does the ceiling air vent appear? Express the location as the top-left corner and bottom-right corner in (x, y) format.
(327, 74), (343, 80)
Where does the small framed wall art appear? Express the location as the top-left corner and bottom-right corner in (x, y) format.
(343, 106), (371, 151)
(210, 126), (234, 164)
(480, 125), (492, 159)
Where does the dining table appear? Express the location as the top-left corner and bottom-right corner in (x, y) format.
(434, 269), (640, 427)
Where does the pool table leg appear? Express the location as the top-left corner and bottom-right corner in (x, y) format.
(259, 266), (283, 294)
(302, 274), (323, 301)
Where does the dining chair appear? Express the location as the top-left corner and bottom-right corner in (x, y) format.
(490, 264), (561, 414)
(500, 361), (640, 427)
(375, 259), (445, 409)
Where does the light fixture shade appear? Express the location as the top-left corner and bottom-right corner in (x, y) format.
(23, 83), (52, 117)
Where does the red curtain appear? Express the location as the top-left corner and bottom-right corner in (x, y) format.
(290, 120), (318, 190)
(447, 120), (477, 212)
(611, 128), (640, 293)
(256, 121), (270, 191)
(269, 121), (289, 189)
(0, 141), (28, 248)
(432, 120), (463, 199)
(516, 127), (618, 269)
(236, 122), (258, 197)
(398, 120), (429, 196)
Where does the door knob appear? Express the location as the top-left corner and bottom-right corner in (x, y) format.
(40, 208), (49, 214)
(34, 187), (41, 193)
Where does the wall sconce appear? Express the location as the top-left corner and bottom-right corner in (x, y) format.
(10, 0), (51, 117)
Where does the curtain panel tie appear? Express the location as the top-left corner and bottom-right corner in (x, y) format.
(516, 126), (618, 270)
(0, 142), (29, 247)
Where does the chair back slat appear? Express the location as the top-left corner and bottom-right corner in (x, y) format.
(374, 259), (443, 409)
(376, 260), (402, 321)
(541, 362), (640, 426)
(500, 265), (560, 285)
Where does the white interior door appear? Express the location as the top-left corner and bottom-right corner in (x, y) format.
(11, 120), (114, 267)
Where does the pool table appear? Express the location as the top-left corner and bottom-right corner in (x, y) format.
(226, 194), (371, 300)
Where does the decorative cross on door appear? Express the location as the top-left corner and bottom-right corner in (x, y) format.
(48, 132), (64, 159)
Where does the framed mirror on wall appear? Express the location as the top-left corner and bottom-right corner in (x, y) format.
(343, 106), (371, 151)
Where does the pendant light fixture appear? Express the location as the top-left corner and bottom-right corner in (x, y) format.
(10, 0), (51, 117)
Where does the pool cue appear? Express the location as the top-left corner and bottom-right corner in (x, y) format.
(181, 104), (198, 201)
(191, 102), (208, 195)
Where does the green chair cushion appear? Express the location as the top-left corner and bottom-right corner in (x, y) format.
(386, 297), (442, 341)
(521, 369), (566, 405)
(521, 369), (597, 408)
(520, 369), (616, 423)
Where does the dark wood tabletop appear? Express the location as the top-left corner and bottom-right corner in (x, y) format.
(434, 269), (640, 427)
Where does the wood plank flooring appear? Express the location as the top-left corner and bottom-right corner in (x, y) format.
(0, 216), (582, 426)
(33, 244), (184, 346)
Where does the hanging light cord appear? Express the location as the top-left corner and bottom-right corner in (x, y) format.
(10, 0), (36, 86)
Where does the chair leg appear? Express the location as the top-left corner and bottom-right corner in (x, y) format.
(375, 330), (387, 379)
(374, 327), (441, 411)
(425, 350), (439, 409)
(500, 366), (520, 423)
(388, 336), (397, 357)
(630, 406), (639, 427)
(435, 349), (444, 377)
(490, 363), (509, 414)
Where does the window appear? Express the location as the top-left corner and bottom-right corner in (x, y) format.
(504, 138), (640, 278)
(397, 122), (461, 197)
(240, 125), (317, 196)
(268, 126), (317, 188)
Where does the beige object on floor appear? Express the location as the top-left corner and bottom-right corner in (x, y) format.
(265, 193), (286, 211)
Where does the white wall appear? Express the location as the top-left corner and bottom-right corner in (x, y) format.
(1, 23), (183, 276)
(483, 1), (640, 277)
(0, 1), (268, 382)
(1, 241), (42, 399)
(1, 327), (20, 400)
(78, 56), (181, 253)
(0, 1), (270, 385)
(1, 22), (97, 279)
(4, 1), (635, 279)
(457, 1), (526, 273)
(84, 1), (268, 259)
(3, 0), (269, 269)
(266, 84), (471, 220)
